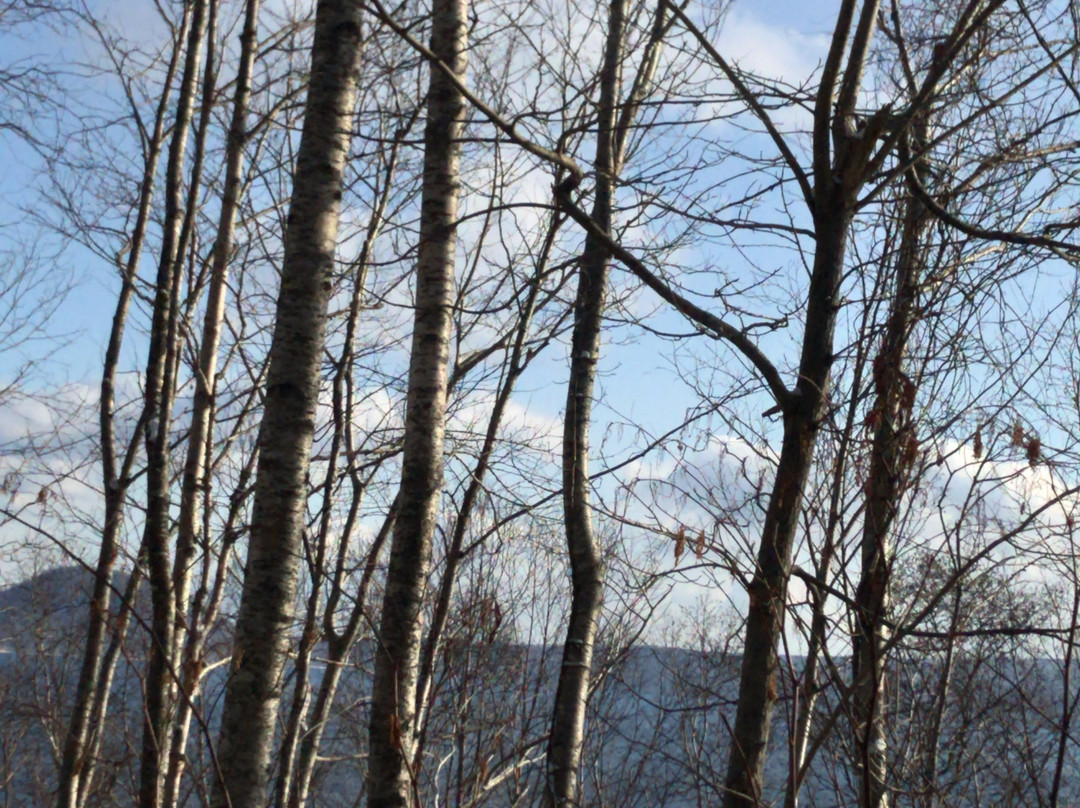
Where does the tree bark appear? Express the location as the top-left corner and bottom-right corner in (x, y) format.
(55, 8), (193, 806)
(722, 2), (883, 805)
(543, 3), (670, 803)
(852, 109), (932, 808)
(365, 0), (468, 805)
(543, 3), (625, 806)
(164, 0), (260, 802)
(138, 1), (211, 804)
(208, 2), (363, 806)
(273, 116), (404, 808)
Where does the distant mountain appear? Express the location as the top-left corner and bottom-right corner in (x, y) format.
(1, 566), (1078, 807)
(0, 564), (132, 658)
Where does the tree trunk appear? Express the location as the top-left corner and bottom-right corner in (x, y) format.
(785, 255), (883, 808)
(720, 228), (846, 807)
(784, 402), (858, 808)
(274, 118), (405, 808)
(921, 592), (959, 808)
(164, 0), (260, 802)
(54, 8), (192, 805)
(722, 3), (883, 805)
(543, 3), (624, 806)
(541, 3), (673, 803)
(365, 0), (468, 804)
(138, 0), (211, 802)
(208, 2), (363, 805)
(288, 499), (397, 808)
(852, 109), (932, 808)
(79, 567), (144, 807)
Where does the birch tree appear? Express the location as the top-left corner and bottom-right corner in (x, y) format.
(54, 8), (195, 804)
(209, 2), (364, 806)
(365, 0), (468, 804)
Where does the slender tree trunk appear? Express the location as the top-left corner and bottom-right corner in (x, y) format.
(722, 3), (884, 805)
(158, 3), (220, 803)
(542, 3), (672, 803)
(543, 4), (624, 806)
(208, 2), (363, 806)
(166, 389), (258, 807)
(852, 111), (931, 808)
(1049, 576), (1080, 808)
(162, 436), (252, 808)
(723, 177), (854, 808)
(54, 9), (192, 805)
(365, 1), (468, 804)
(784, 409), (858, 808)
(786, 249), (884, 808)
(288, 499), (397, 808)
(138, 2), (211, 805)
(921, 591), (959, 808)
(163, 2), (260, 802)
(77, 567), (144, 807)
(172, 0), (258, 675)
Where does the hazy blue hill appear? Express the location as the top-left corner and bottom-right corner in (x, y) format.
(1, 566), (1079, 807)
(0, 565), (137, 658)
(0, 563), (95, 614)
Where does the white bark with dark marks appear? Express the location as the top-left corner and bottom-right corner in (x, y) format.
(209, 2), (363, 806)
(365, 0), (468, 805)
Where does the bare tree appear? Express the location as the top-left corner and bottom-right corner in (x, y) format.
(365, 0), (469, 804)
(209, 2), (364, 805)
(8, 0), (1080, 806)
(138, 3), (212, 805)
(54, 6), (196, 803)
(541, 0), (625, 799)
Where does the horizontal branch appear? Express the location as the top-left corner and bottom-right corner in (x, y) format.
(790, 566), (1075, 642)
(908, 168), (1080, 256)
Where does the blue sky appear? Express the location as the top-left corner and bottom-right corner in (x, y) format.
(0, 0), (841, 385)
(3, 0), (1079, 650)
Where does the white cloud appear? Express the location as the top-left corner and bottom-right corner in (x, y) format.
(716, 10), (830, 86)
